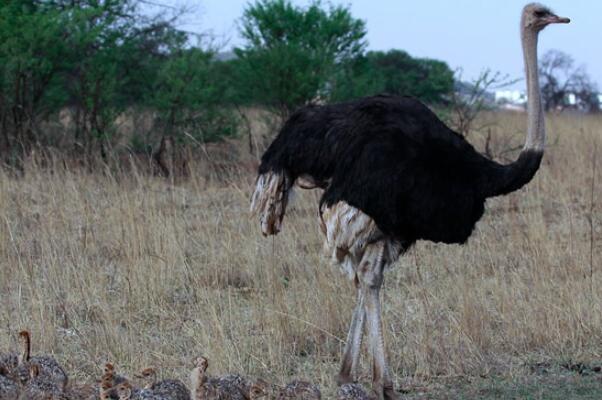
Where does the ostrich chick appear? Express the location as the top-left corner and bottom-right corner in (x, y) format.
(190, 356), (247, 400)
(137, 367), (190, 400)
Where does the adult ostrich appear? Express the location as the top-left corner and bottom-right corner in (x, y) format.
(250, 4), (569, 400)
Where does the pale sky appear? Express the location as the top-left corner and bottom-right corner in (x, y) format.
(156, 1), (600, 91)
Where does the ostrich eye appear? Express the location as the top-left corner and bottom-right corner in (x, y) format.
(534, 10), (547, 17)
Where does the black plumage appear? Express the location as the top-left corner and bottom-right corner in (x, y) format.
(258, 94), (542, 248)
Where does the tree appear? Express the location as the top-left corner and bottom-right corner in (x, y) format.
(330, 50), (454, 104)
(0, 1), (67, 154)
(539, 50), (599, 112)
(0, 0), (170, 158)
(235, 0), (367, 117)
(151, 47), (238, 144)
(0, 0), (237, 163)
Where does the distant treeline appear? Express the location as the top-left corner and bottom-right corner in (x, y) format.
(0, 0), (454, 162)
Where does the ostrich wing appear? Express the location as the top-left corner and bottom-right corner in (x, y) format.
(320, 125), (491, 246)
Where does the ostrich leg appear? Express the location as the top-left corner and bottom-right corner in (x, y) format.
(337, 288), (365, 385)
(359, 242), (398, 400)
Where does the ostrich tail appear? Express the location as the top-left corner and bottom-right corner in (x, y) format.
(250, 170), (293, 236)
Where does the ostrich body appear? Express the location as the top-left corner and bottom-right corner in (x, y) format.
(16, 330), (68, 390)
(21, 363), (67, 400)
(251, 4), (569, 400)
(0, 374), (19, 400)
(136, 366), (191, 399)
(276, 380), (321, 400)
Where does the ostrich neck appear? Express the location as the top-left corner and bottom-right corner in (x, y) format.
(522, 28), (544, 151)
(482, 25), (545, 198)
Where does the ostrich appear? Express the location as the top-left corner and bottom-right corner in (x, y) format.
(250, 4), (569, 400)
(14, 330), (68, 390)
(21, 363), (65, 400)
(136, 367), (191, 400)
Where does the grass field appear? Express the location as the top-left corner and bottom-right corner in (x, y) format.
(1, 112), (602, 398)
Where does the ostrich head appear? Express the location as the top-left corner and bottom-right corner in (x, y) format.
(249, 379), (270, 399)
(115, 381), (133, 400)
(190, 355), (210, 395)
(102, 363), (115, 375)
(192, 356), (209, 372)
(522, 3), (570, 32)
(134, 367), (156, 389)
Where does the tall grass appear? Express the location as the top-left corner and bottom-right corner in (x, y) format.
(0, 112), (600, 395)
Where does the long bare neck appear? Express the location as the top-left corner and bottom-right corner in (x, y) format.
(522, 27), (545, 151)
(18, 332), (31, 364)
(190, 367), (207, 400)
(482, 22), (545, 198)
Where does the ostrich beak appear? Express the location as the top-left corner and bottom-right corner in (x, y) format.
(546, 14), (570, 24)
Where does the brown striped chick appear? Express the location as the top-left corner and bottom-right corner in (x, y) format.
(20, 363), (67, 400)
(10, 330), (32, 385)
(276, 380), (321, 400)
(136, 367), (190, 400)
(0, 331), (34, 385)
(190, 356), (246, 400)
(100, 362), (131, 399)
(18, 330), (69, 390)
(102, 363), (129, 387)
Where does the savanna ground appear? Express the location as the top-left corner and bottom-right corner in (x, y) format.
(1, 111), (602, 399)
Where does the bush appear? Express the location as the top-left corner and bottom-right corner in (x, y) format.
(235, 0), (367, 117)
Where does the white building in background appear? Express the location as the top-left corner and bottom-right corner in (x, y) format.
(495, 90), (526, 104)
(495, 90), (527, 111)
(567, 93), (577, 106)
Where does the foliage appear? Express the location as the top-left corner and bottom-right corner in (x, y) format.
(0, 0), (239, 163)
(151, 48), (238, 144)
(0, 1), (67, 151)
(235, 0), (367, 117)
(330, 50), (454, 103)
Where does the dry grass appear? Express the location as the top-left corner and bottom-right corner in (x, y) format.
(0, 112), (601, 396)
